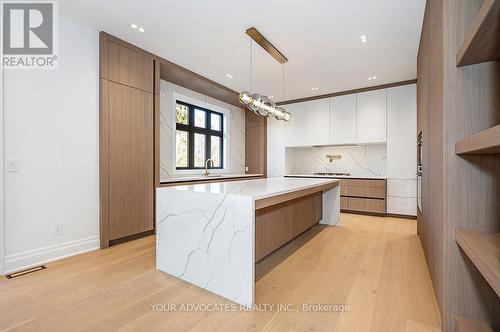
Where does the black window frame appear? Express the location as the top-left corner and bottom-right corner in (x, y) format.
(175, 100), (224, 170)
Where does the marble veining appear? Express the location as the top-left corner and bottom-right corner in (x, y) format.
(156, 177), (340, 306)
(286, 144), (387, 177)
(159, 80), (246, 181)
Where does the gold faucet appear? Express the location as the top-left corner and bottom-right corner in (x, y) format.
(205, 159), (214, 176)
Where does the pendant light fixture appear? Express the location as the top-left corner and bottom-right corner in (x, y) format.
(239, 28), (291, 122)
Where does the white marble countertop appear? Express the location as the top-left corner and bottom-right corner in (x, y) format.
(285, 174), (387, 180)
(158, 176), (339, 200)
(160, 173), (263, 183)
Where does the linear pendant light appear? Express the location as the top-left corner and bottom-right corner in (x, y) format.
(239, 28), (291, 122)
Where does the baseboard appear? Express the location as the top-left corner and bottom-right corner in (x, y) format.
(4, 236), (99, 275)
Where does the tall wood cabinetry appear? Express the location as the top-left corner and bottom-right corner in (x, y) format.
(99, 33), (160, 248)
(417, 0), (500, 330)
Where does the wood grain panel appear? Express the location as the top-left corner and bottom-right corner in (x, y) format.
(255, 192), (322, 262)
(340, 184), (349, 196)
(348, 179), (386, 188)
(348, 198), (386, 214)
(456, 229), (500, 297)
(255, 181), (338, 210)
(245, 111), (267, 177)
(99, 79), (110, 248)
(108, 41), (154, 92)
(108, 82), (154, 240)
(340, 197), (349, 210)
(455, 124), (500, 154)
(278, 80), (417, 106)
(348, 186), (386, 199)
(456, 0), (500, 66)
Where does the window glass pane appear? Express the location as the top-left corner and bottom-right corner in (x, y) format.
(194, 109), (206, 128)
(194, 133), (206, 167)
(211, 136), (221, 167)
(176, 130), (188, 167)
(211, 113), (222, 131)
(176, 103), (189, 124)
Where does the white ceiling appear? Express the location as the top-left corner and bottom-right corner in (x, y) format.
(60, 0), (425, 102)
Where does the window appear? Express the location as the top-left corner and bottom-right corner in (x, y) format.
(175, 101), (224, 170)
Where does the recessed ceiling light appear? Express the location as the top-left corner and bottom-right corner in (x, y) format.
(360, 34), (368, 43)
(312, 87), (319, 91)
(130, 23), (138, 29)
(138, 27), (145, 33)
(269, 95), (274, 99)
(225, 73), (233, 79)
(368, 76), (377, 80)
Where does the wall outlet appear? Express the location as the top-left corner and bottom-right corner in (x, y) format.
(53, 223), (63, 236)
(6, 159), (19, 172)
(245, 166), (249, 172)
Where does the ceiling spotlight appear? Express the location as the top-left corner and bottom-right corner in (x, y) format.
(225, 73), (233, 79)
(360, 34), (368, 42)
(130, 23), (138, 29)
(138, 27), (145, 33)
(312, 87), (319, 91)
(269, 96), (274, 99)
(368, 76), (377, 80)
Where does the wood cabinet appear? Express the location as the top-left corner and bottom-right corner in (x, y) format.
(340, 179), (386, 214)
(284, 102), (307, 146)
(356, 89), (387, 144)
(245, 111), (267, 176)
(99, 33), (159, 247)
(306, 99), (330, 145)
(107, 41), (154, 92)
(330, 94), (357, 145)
(108, 82), (154, 240)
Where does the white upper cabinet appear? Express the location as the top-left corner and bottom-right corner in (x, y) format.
(330, 94), (357, 145)
(387, 84), (417, 179)
(356, 89), (387, 144)
(306, 99), (330, 146)
(284, 102), (307, 147)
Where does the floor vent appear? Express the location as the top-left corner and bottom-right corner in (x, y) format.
(6, 265), (47, 279)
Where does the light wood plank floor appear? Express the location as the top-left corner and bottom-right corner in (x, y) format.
(0, 214), (441, 332)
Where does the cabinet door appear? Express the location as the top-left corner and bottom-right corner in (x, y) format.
(330, 94), (357, 144)
(387, 197), (417, 216)
(306, 99), (330, 145)
(387, 85), (417, 179)
(108, 82), (154, 240)
(356, 89), (387, 144)
(108, 41), (154, 92)
(284, 102), (307, 147)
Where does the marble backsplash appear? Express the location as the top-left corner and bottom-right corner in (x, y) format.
(160, 80), (245, 181)
(285, 144), (387, 177)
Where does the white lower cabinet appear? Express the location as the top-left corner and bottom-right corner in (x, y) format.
(387, 197), (417, 216)
(387, 178), (417, 216)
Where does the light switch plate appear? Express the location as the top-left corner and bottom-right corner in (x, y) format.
(6, 159), (19, 172)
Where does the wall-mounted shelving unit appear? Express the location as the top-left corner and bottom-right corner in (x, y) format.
(455, 316), (496, 332)
(456, 0), (500, 67)
(455, 229), (500, 297)
(455, 124), (500, 155)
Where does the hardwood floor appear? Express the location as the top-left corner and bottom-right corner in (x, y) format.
(0, 214), (441, 332)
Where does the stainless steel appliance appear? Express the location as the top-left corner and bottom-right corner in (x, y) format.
(417, 132), (423, 212)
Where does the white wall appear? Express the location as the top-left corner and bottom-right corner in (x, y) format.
(3, 17), (99, 273)
(159, 80), (245, 180)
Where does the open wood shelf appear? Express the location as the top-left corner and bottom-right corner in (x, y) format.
(455, 229), (500, 297)
(455, 124), (500, 154)
(456, 316), (496, 332)
(456, 0), (500, 67)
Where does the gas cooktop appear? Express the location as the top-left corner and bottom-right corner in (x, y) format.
(313, 172), (351, 177)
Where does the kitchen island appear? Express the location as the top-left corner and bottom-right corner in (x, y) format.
(156, 177), (340, 306)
